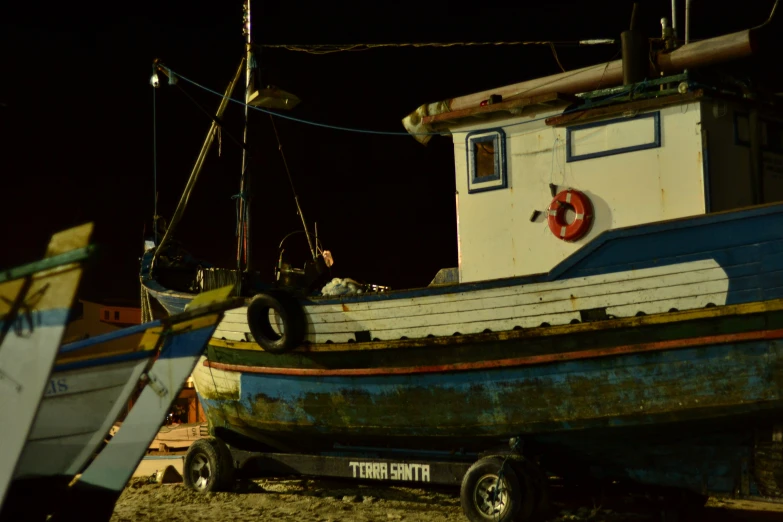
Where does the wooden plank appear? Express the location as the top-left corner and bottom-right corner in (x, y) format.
(546, 90), (704, 127)
(305, 279), (728, 336)
(304, 266), (730, 324)
(422, 92), (576, 127)
(206, 328), (783, 377)
(210, 298), (783, 354)
(214, 260), (731, 343)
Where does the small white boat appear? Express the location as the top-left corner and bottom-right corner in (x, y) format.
(10, 322), (157, 498)
(4, 285), (242, 522)
(0, 224), (93, 511)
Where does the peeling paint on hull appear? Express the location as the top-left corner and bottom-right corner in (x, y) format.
(197, 338), (782, 445)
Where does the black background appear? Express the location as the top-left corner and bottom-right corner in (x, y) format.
(1, 0), (777, 301)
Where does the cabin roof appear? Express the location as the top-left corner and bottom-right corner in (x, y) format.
(401, 26), (768, 143)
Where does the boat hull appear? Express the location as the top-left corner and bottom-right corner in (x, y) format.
(194, 302), (783, 493)
(144, 204), (783, 494)
(0, 225), (91, 509)
(14, 354), (150, 481)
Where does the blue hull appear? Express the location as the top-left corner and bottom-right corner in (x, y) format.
(144, 203), (783, 496)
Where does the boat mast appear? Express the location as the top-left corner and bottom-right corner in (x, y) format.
(237, 0), (253, 272)
(150, 60), (245, 275)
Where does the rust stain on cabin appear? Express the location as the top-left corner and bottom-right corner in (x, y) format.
(342, 304), (350, 312)
(570, 294), (578, 310)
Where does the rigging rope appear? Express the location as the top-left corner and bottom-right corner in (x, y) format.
(269, 115), (316, 258)
(152, 83), (159, 244)
(231, 191), (249, 237)
(163, 65), (636, 137)
(255, 39), (616, 54)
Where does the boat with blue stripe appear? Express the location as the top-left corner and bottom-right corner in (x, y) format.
(140, 2), (783, 516)
(0, 224), (93, 512)
(1, 286), (243, 522)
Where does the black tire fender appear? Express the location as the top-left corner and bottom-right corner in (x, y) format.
(183, 437), (235, 493)
(246, 290), (306, 353)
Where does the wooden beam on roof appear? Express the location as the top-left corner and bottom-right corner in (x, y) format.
(422, 92), (576, 128)
(546, 90), (706, 127)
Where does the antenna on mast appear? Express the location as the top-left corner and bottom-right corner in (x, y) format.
(237, 0), (253, 274)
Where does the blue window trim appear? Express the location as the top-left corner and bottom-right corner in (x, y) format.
(466, 128), (507, 194)
(566, 112), (661, 163)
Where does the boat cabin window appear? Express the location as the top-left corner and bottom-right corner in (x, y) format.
(565, 112), (661, 162)
(466, 129), (507, 194)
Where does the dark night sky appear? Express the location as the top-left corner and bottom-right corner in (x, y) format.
(0, 1), (777, 301)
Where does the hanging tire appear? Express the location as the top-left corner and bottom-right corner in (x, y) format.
(183, 437), (235, 493)
(461, 457), (532, 522)
(246, 291), (306, 354)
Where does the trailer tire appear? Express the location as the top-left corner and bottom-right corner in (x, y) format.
(510, 460), (550, 521)
(247, 291), (305, 353)
(184, 437), (235, 493)
(461, 457), (531, 522)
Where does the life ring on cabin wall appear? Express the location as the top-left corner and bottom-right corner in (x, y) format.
(547, 189), (594, 242)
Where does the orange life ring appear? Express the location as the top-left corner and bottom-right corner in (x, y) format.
(547, 189), (594, 242)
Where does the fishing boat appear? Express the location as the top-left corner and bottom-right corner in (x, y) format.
(141, 0), (783, 515)
(0, 286), (243, 522)
(0, 224), (93, 510)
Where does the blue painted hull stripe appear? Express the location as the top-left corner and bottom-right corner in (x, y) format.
(59, 320), (163, 354)
(0, 308), (70, 330)
(198, 340), (780, 432)
(141, 203), (783, 307)
(54, 349), (153, 373)
(156, 326), (218, 360)
(55, 324), (218, 371)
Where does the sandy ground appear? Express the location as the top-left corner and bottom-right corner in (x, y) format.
(110, 475), (783, 522)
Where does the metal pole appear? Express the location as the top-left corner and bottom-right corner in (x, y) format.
(671, 0), (678, 41)
(151, 60), (245, 274)
(237, 0), (253, 272)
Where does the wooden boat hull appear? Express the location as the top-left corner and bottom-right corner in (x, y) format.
(14, 348), (151, 482)
(143, 204), (783, 493)
(195, 302), (783, 443)
(193, 301), (783, 493)
(0, 224), (91, 509)
(0, 288), (241, 522)
(144, 204), (783, 341)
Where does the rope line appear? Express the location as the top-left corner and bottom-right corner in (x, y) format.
(255, 39), (616, 54)
(161, 63), (660, 137)
(152, 84), (158, 244)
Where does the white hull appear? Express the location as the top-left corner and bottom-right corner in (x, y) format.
(215, 259), (729, 344)
(14, 357), (150, 480)
(62, 307), (227, 508)
(0, 323), (69, 503)
(0, 224), (91, 508)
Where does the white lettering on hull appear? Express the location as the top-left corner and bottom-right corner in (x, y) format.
(348, 461), (430, 482)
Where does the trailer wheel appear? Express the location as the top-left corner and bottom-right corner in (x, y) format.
(184, 437), (235, 493)
(510, 460), (549, 521)
(461, 457), (531, 522)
